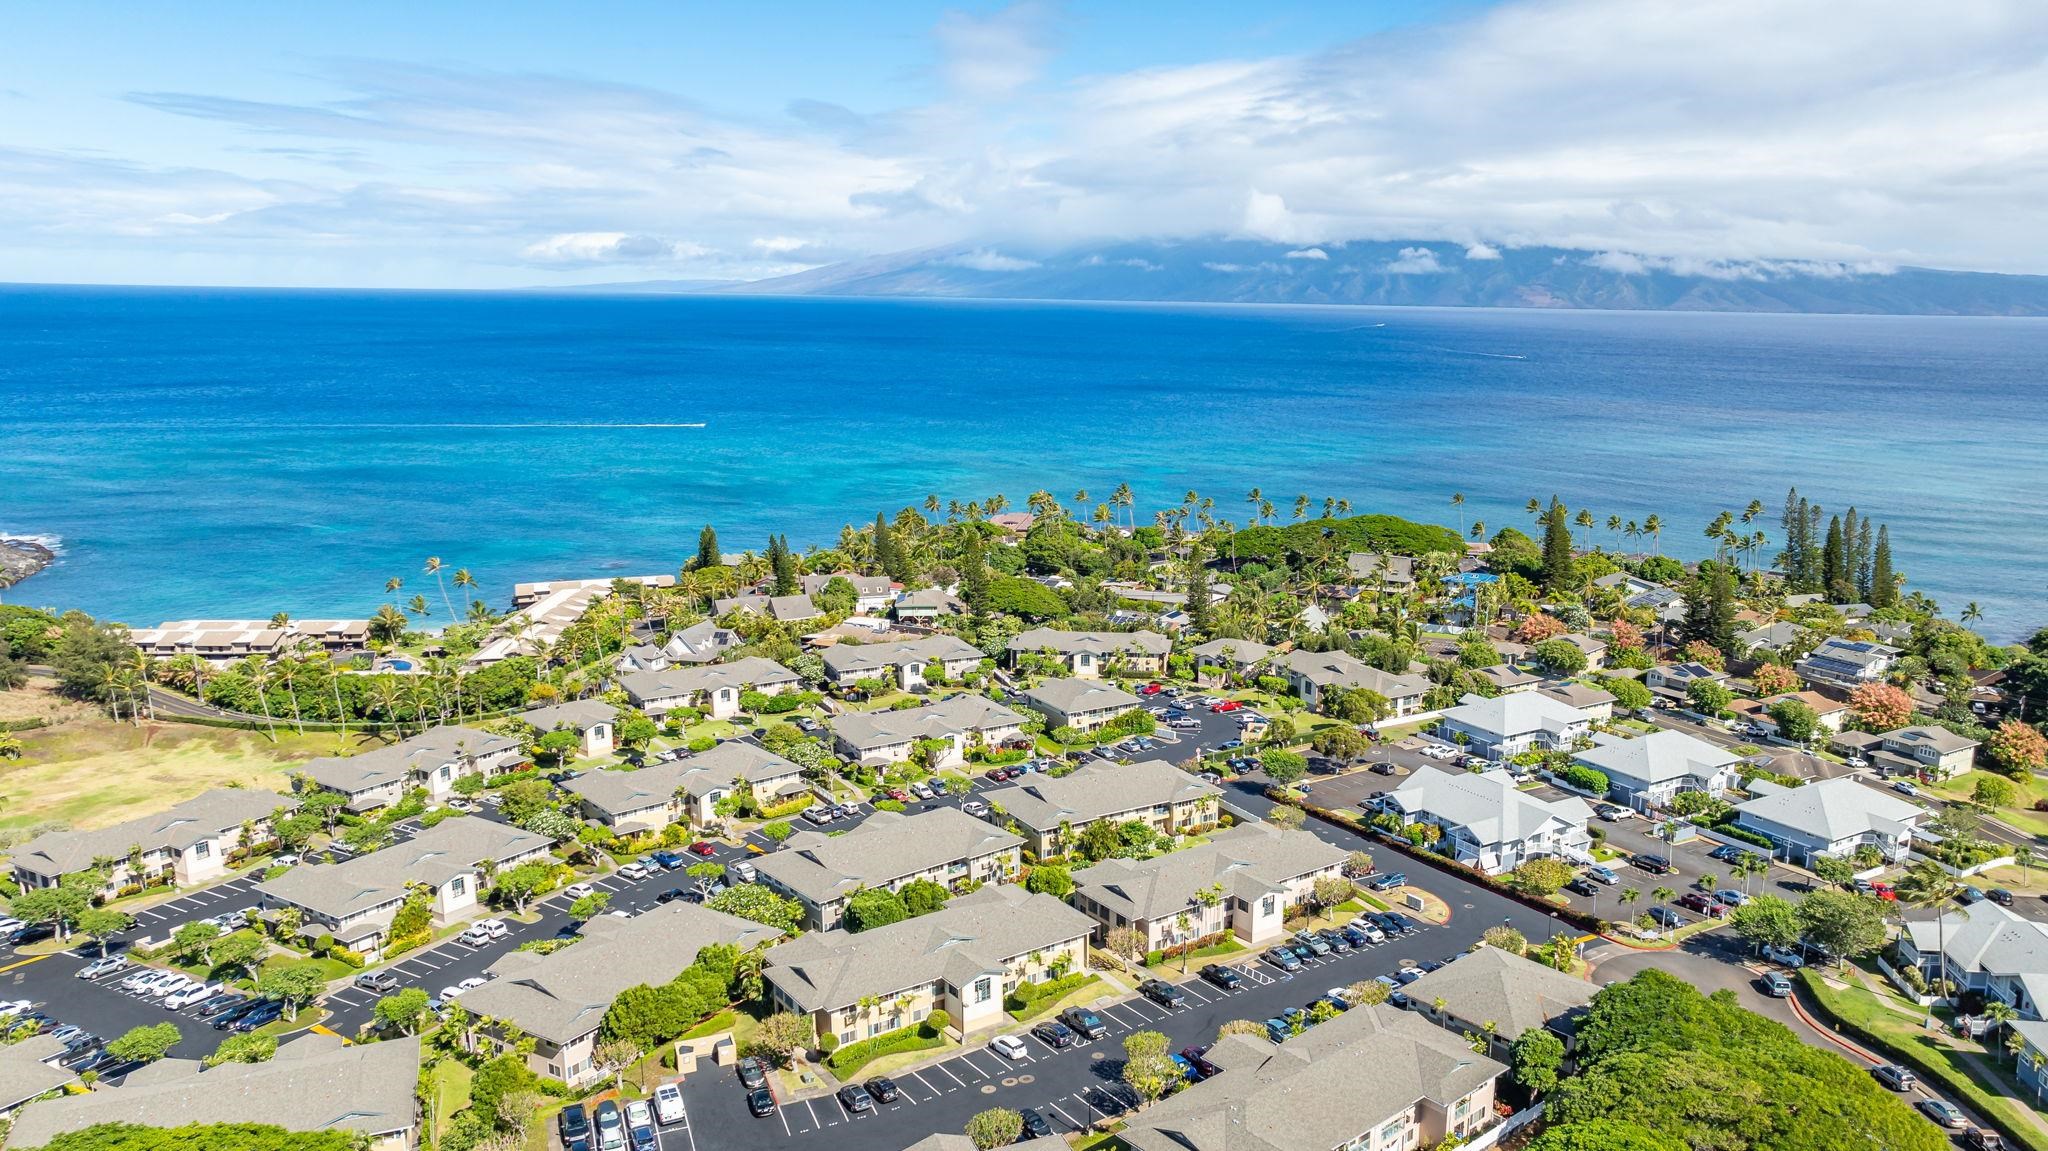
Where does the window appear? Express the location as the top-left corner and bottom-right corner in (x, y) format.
(1261, 896), (1276, 917)
(193, 840), (211, 858)
(450, 877), (466, 896)
(842, 1029), (856, 1043)
(974, 978), (992, 1004)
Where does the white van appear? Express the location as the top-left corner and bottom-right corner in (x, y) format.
(727, 860), (758, 885)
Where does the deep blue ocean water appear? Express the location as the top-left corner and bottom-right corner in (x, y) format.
(2, 286), (2043, 639)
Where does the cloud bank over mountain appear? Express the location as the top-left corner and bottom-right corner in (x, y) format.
(7, 0), (2048, 287)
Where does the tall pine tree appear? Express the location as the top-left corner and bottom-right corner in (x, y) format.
(691, 524), (720, 572)
(1184, 537), (1214, 636)
(1821, 514), (1849, 601)
(769, 534), (798, 596)
(1868, 525), (1897, 608)
(1540, 496), (1575, 594)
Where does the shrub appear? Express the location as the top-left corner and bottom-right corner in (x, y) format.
(1558, 764), (1609, 796)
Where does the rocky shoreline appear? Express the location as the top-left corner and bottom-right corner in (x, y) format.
(0, 538), (56, 589)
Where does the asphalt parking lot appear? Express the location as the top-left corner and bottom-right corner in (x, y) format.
(676, 909), (1506, 1151)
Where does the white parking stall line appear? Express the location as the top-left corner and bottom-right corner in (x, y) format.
(909, 1070), (943, 1097)
(955, 1054), (992, 1080)
(776, 1099), (792, 1138)
(896, 1088), (918, 1107)
(801, 1098), (822, 1130)
(1047, 1102), (1084, 1130)
(1179, 982), (1213, 1005)
(1074, 1092), (1109, 1118)
(935, 1062), (968, 1090)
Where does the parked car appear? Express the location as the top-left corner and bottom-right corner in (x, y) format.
(1676, 892), (1729, 916)
(1263, 947), (1302, 973)
(1988, 888), (2016, 907)
(1263, 1018), (1292, 1043)
(78, 956), (128, 979)
(1631, 853), (1675, 875)
(648, 850), (687, 870)
(1020, 1108), (1054, 1139)
(1713, 889), (1751, 907)
(617, 862), (651, 880)
(989, 1034), (1030, 1060)
(647, 1082), (685, 1125)
(195, 993), (245, 1018)
(228, 1000), (285, 1032)
(1594, 804), (1633, 821)
(1965, 1128), (2007, 1150)
(1647, 907), (1684, 929)
(1293, 930), (1331, 956)
(836, 1083), (876, 1113)
(1585, 865), (1619, 885)
(961, 800), (989, 817)
(624, 1100), (658, 1151)
(559, 1104), (591, 1145)
(1565, 877), (1600, 897)
(1139, 979), (1187, 1008)
(1200, 964), (1244, 990)
(354, 970), (401, 994)
(1759, 943), (1807, 968)
(1365, 871), (1407, 892)
(1060, 1007), (1108, 1040)
(1032, 1020), (1076, 1048)
(865, 1076), (900, 1104)
(1872, 1063), (1916, 1091)
(1182, 1045), (1222, 1078)
(747, 1086), (777, 1117)
(165, 983), (221, 1010)
(688, 840), (718, 857)
(1318, 929), (1353, 954)
(147, 974), (197, 999)
(737, 1055), (769, 1090)
(1760, 971), (1794, 998)
(594, 1100), (626, 1150)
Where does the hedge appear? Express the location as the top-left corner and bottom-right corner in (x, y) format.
(0, 717), (48, 732)
(825, 1022), (946, 1078)
(1706, 821), (1777, 851)
(755, 795), (815, 821)
(1557, 764), (1609, 796)
(1006, 973), (1100, 1018)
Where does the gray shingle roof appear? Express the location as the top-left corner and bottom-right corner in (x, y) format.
(822, 635), (984, 679)
(1189, 639), (1276, 665)
(1573, 729), (1740, 786)
(1398, 945), (1596, 1040)
(255, 816), (548, 920)
(1008, 628), (1171, 657)
(0, 1036), (73, 1111)
(1272, 650), (1429, 699)
(6, 1035), (420, 1147)
(8, 788), (291, 879)
(753, 807), (1023, 905)
(1021, 678), (1142, 716)
(518, 699), (618, 731)
(1120, 1006), (1504, 1151)
(1883, 725), (1980, 755)
(763, 885), (1093, 1012)
(801, 572), (893, 598)
(300, 724), (521, 795)
(1439, 692), (1589, 738)
(985, 760), (1221, 833)
(829, 693), (1024, 753)
(1072, 823), (1343, 923)
(1733, 776), (1923, 843)
(461, 903), (783, 1044)
(619, 657), (800, 704)
(668, 741), (808, 799)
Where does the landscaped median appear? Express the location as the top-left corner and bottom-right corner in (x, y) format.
(1007, 971), (1104, 1020)
(1798, 968), (2048, 1151)
(823, 1019), (951, 1080)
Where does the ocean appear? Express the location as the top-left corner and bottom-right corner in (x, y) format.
(2, 286), (2044, 640)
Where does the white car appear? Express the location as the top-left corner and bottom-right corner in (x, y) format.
(476, 918), (509, 940)
(147, 974), (197, 999)
(128, 971), (181, 996)
(0, 999), (32, 1017)
(626, 1100), (655, 1130)
(563, 883), (595, 900)
(165, 982), (220, 1010)
(618, 862), (651, 880)
(989, 1034), (1029, 1061)
(439, 985), (465, 1001)
(961, 800), (989, 817)
(458, 976), (488, 992)
(0, 918), (23, 934)
(653, 1082), (686, 1125)
(1760, 944), (1807, 968)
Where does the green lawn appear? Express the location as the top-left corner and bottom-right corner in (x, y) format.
(1929, 771), (2048, 839)
(1010, 974), (1109, 1021)
(1801, 970), (2048, 1151)
(681, 1009), (737, 1040)
(826, 1024), (948, 1079)
(1147, 939), (1246, 969)
(428, 1058), (474, 1142)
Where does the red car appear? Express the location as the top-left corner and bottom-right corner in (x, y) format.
(688, 841), (718, 857)
(1870, 881), (1898, 902)
(1211, 700), (1243, 713)
(1139, 683), (1165, 696)
(1675, 892), (1728, 917)
(984, 767), (1014, 782)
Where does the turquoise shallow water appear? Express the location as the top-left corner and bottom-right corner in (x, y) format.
(1, 286), (2043, 639)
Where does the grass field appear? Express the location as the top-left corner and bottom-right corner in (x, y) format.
(0, 682), (362, 835)
(1928, 770), (2048, 840)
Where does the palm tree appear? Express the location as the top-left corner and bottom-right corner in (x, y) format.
(1245, 487), (1263, 527)
(1962, 602), (1984, 627)
(1335, 498), (1351, 516)
(408, 593), (431, 623)
(1606, 514), (1621, 551)
(370, 604), (409, 647)
(1618, 886), (1640, 928)
(384, 576), (403, 596)
(1984, 1000), (2019, 1049)
(452, 567), (478, 617)
(1650, 886), (1677, 935)
(1644, 515), (1664, 554)
(1525, 498), (1540, 520)
(1896, 859), (1962, 1016)
(2017, 846), (2036, 884)
(424, 557), (457, 621)
(1449, 493), (1465, 538)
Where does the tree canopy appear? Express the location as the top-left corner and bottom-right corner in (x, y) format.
(1544, 970), (1942, 1151)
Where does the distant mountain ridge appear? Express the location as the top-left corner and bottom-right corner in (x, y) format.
(707, 238), (2048, 316)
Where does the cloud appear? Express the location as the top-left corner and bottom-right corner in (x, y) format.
(944, 248), (1039, 271)
(1382, 246), (1445, 274)
(11, 0), (2048, 285)
(521, 232), (710, 265)
(1584, 250), (1893, 280)
(1285, 247), (1329, 260)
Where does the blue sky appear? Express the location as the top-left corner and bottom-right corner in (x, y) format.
(5, 0), (2046, 286)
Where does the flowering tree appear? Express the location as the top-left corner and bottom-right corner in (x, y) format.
(1750, 663), (1801, 696)
(1608, 619), (1644, 651)
(1513, 614), (1567, 644)
(1987, 719), (2048, 777)
(1848, 682), (1913, 732)
(1679, 641), (1726, 670)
